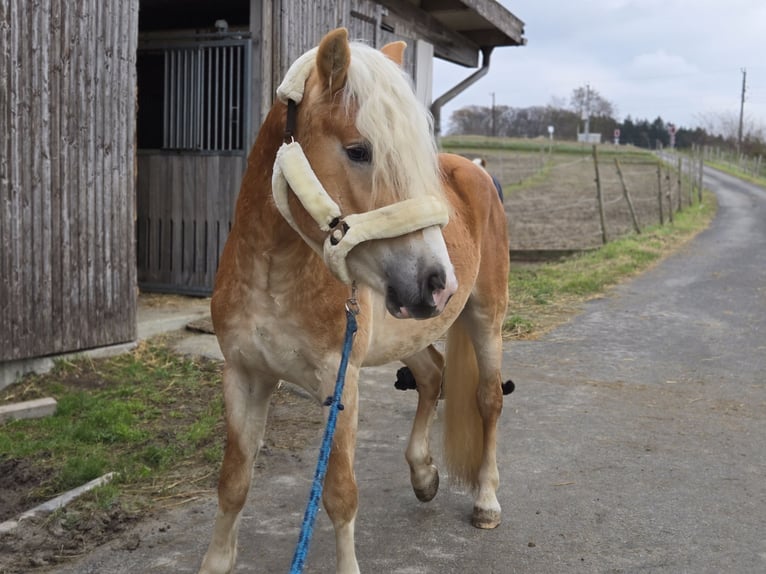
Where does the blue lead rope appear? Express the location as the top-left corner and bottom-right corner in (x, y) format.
(289, 306), (358, 573)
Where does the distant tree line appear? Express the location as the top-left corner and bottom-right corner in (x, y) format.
(447, 86), (765, 157)
(447, 104), (618, 142)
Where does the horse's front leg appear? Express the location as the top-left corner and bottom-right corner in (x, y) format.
(199, 363), (278, 574)
(402, 345), (444, 502)
(322, 368), (361, 574)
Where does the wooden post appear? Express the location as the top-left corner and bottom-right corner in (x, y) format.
(656, 162), (664, 225)
(676, 156), (683, 211)
(689, 146), (696, 204)
(614, 159), (641, 234)
(692, 147), (700, 205)
(592, 145), (608, 244)
(697, 155), (704, 203)
(665, 167), (674, 223)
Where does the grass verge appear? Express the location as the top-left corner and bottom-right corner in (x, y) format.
(705, 160), (766, 188)
(0, 338), (225, 519)
(441, 134), (654, 160)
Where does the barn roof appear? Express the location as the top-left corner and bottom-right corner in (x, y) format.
(379, 0), (526, 66)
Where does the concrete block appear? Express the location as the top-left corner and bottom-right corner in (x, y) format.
(0, 397), (58, 423)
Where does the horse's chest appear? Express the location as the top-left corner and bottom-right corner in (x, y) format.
(223, 312), (331, 393)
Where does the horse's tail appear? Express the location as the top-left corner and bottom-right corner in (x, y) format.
(442, 320), (483, 489)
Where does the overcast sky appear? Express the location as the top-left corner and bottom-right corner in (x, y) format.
(432, 0), (766, 135)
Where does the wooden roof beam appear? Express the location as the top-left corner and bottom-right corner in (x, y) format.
(380, 0), (480, 67)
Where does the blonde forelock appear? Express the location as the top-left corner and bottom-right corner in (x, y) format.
(341, 42), (442, 203)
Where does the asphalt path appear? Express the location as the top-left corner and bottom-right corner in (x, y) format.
(54, 165), (766, 573)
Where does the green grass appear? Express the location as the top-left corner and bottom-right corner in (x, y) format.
(0, 340), (224, 505)
(505, 191), (716, 338)
(440, 134), (655, 160)
(705, 160), (766, 188)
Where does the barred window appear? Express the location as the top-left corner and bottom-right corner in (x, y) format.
(138, 35), (251, 153)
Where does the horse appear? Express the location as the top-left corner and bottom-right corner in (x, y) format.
(472, 157), (505, 201)
(199, 28), (510, 574)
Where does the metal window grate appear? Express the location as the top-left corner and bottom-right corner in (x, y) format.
(139, 35), (251, 153)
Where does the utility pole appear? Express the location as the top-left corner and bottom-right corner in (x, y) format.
(737, 68), (747, 152)
(584, 83), (591, 137)
(490, 92), (496, 137)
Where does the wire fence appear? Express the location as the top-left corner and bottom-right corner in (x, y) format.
(474, 145), (706, 253)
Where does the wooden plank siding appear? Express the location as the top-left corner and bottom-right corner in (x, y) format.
(136, 154), (246, 295)
(266, 0), (416, 113)
(0, 0), (139, 362)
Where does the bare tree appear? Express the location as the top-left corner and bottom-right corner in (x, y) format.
(570, 85), (616, 119)
(695, 110), (764, 142)
(448, 105), (490, 135)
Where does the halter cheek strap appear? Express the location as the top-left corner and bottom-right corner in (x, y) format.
(272, 139), (449, 284)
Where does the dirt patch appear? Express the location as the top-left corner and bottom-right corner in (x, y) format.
(0, 458), (53, 524)
(0, 504), (140, 572)
(499, 155), (670, 251)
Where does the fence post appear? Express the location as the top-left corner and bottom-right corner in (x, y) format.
(686, 155), (696, 207)
(665, 166), (674, 224)
(689, 145), (696, 204)
(614, 158), (641, 234)
(592, 145), (607, 244)
(676, 156), (683, 211)
(656, 162), (664, 225)
(697, 154), (704, 203)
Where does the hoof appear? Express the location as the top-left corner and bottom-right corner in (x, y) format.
(413, 466), (439, 502)
(471, 506), (501, 529)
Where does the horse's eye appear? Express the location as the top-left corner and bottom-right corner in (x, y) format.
(345, 144), (372, 163)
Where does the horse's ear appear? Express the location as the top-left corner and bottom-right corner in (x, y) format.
(381, 41), (407, 67)
(316, 28), (350, 94)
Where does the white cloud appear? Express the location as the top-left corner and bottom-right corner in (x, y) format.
(432, 0), (766, 131)
(628, 51), (697, 78)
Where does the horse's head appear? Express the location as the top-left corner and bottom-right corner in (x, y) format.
(273, 28), (457, 319)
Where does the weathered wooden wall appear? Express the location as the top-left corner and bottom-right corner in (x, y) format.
(265, 0), (416, 115)
(136, 154), (246, 294)
(0, 0), (139, 362)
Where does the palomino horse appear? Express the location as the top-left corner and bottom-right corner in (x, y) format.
(200, 28), (509, 574)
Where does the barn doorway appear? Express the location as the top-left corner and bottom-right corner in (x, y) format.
(136, 0), (255, 295)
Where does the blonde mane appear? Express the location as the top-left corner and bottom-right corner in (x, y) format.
(343, 42), (442, 203)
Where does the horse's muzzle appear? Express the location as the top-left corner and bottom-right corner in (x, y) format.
(385, 266), (457, 320)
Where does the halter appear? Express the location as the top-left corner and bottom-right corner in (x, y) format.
(271, 48), (449, 285)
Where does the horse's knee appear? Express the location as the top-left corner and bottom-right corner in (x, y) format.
(217, 441), (253, 513)
(323, 472), (358, 525)
(322, 447), (359, 525)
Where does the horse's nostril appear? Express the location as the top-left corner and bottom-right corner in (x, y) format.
(427, 268), (446, 293)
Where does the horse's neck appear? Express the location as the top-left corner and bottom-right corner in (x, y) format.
(229, 104), (330, 290)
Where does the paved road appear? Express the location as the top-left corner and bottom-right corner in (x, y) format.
(55, 166), (766, 573)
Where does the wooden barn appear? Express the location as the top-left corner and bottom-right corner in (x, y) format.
(0, 0), (524, 376)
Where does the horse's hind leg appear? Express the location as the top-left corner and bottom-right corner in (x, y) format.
(403, 345), (444, 502)
(199, 364), (278, 574)
(465, 314), (504, 529)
